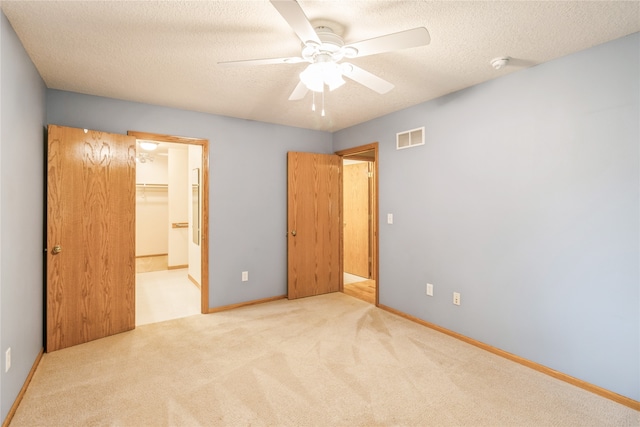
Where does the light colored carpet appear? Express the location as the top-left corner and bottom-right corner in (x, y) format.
(10, 293), (639, 426)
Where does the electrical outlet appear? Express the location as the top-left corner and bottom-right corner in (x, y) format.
(426, 283), (433, 296)
(5, 348), (11, 373)
(453, 292), (461, 306)
(241, 271), (249, 282)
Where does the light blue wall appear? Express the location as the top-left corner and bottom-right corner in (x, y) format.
(334, 33), (640, 400)
(0, 12), (47, 422)
(46, 90), (333, 309)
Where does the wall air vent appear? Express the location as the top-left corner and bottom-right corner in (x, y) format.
(396, 127), (424, 150)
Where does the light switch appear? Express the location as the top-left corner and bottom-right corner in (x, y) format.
(426, 283), (433, 296)
(387, 213), (393, 224)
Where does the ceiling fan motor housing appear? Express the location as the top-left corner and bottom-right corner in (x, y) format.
(316, 27), (343, 51)
(302, 27), (356, 63)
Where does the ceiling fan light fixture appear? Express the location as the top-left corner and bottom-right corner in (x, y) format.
(300, 61), (345, 93)
(326, 64), (345, 91)
(300, 63), (324, 92)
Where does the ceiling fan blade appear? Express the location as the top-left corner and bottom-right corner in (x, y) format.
(270, 0), (321, 45)
(345, 27), (430, 58)
(288, 80), (309, 101)
(218, 56), (306, 67)
(342, 63), (394, 94)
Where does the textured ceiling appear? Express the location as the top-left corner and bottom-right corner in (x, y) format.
(2, 1), (639, 132)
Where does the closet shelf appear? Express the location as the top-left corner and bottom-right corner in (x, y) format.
(136, 184), (168, 194)
(136, 183), (168, 188)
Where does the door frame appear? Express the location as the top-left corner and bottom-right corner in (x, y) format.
(336, 142), (379, 306)
(128, 131), (210, 313)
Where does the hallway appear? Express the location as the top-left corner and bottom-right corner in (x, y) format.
(135, 269), (200, 326)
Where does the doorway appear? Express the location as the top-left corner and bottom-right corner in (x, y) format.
(337, 143), (379, 306)
(128, 131), (210, 317)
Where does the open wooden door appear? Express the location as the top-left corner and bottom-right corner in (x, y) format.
(343, 161), (371, 278)
(287, 152), (341, 299)
(47, 125), (136, 352)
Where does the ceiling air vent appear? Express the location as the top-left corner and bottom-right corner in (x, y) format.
(396, 127), (424, 150)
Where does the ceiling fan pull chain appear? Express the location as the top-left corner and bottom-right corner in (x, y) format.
(321, 88), (326, 117)
(312, 91), (316, 112)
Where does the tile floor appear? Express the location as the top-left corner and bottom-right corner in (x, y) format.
(136, 255), (168, 273)
(136, 268), (201, 326)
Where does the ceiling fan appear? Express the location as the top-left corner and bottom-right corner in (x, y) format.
(218, 0), (430, 103)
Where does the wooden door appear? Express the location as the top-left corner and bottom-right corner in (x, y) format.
(47, 125), (136, 352)
(343, 162), (370, 278)
(287, 152), (341, 299)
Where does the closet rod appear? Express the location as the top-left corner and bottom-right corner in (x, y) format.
(136, 183), (168, 188)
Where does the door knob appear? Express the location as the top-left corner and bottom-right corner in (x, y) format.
(52, 245), (62, 254)
(291, 230), (297, 236)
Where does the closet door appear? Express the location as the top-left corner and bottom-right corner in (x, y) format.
(47, 125), (136, 351)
